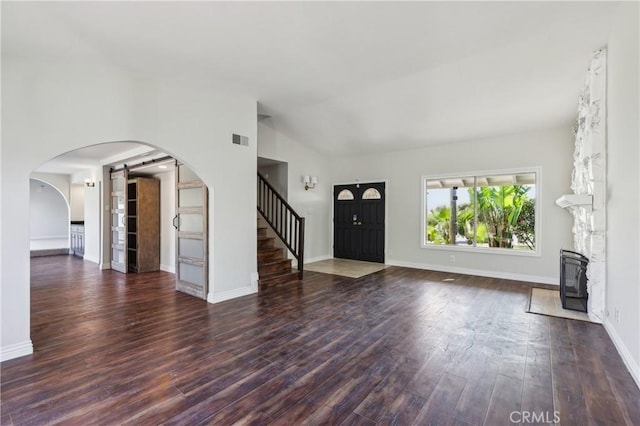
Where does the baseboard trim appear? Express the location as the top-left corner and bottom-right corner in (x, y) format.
(251, 272), (259, 292)
(305, 254), (332, 264)
(603, 319), (640, 389)
(30, 235), (68, 240)
(30, 249), (69, 257)
(83, 255), (99, 265)
(160, 264), (176, 274)
(386, 259), (558, 285)
(207, 286), (257, 304)
(291, 254), (332, 269)
(1, 340), (34, 362)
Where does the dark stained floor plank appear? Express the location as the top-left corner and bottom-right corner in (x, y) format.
(483, 373), (523, 426)
(0, 256), (637, 425)
(353, 360), (418, 422)
(377, 390), (426, 426)
(453, 368), (499, 426)
(413, 372), (467, 425)
(606, 372), (640, 425)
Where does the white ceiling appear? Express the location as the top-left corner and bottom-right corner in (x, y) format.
(3, 1), (622, 161)
(34, 142), (163, 176)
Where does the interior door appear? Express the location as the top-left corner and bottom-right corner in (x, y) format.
(333, 182), (385, 263)
(175, 163), (208, 299)
(110, 169), (128, 273)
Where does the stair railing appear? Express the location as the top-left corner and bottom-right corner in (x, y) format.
(257, 172), (305, 279)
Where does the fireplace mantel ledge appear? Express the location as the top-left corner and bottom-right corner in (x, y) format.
(555, 194), (593, 209)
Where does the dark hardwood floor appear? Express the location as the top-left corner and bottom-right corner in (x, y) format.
(1, 255), (638, 425)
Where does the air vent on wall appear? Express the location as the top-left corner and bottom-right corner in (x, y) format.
(232, 133), (249, 147)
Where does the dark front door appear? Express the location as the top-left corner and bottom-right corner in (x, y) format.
(333, 182), (385, 263)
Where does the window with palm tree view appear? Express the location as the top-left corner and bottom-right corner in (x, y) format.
(423, 171), (537, 252)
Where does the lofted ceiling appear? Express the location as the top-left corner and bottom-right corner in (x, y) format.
(3, 1), (622, 161)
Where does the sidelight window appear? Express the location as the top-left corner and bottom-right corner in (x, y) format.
(422, 169), (539, 254)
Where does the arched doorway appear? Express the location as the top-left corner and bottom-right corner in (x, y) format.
(2, 45), (259, 363)
(26, 141), (212, 351)
(31, 141), (210, 298)
(29, 178), (71, 257)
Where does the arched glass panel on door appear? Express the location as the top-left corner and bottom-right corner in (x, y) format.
(362, 188), (382, 200)
(337, 189), (355, 200)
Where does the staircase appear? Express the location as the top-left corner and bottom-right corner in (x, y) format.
(257, 172), (305, 290)
(257, 223), (300, 290)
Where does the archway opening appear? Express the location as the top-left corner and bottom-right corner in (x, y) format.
(29, 140), (211, 350)
(29, 178), (71, 257)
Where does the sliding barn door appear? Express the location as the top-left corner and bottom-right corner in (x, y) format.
(174, 163), (208, 299)
(110, 169), (128, 273)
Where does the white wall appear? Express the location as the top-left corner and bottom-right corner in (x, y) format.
(154, 169), (176, 273)
(258, 118), (332, 263)
(1, 56), (257, 360)
(258, 162), (288, 200)
(330, 127), (575, 283)
(30, 172), (71, 204)
(70, 183), (85, 221)
(605, 2), (640, 385)
(83, 168), (102, 264)
(29, 179), (69, 250)
(131, 75), (258, 301)
(2, 59), (134, 360)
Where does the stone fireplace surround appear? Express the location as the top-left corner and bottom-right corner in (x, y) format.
(557, 48), (607, 323)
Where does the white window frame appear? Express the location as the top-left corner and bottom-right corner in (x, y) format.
(420, 167), (541, 257)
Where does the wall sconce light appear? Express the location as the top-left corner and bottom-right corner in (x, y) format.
(303, 175), (318, 191)
(85, 179), (95, 188)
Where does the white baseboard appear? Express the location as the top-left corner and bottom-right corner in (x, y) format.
(305, 254), (332, 264)
(1, 340), (33, 362)
(386, 259), (558, 285)
(251, 272), (259, 292)
(99, 263), (110, 270)
(292, 254), (332, 269)
(603, 319), (640, 389)
(83, 255), (99, 265)
(207, 285), (257, 304)
(30, 248), (70, 257)
(160, 264), (176, 274)
(30, 235), (68, 240)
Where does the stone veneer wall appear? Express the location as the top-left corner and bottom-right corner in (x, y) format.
(570, 48), (607, 322)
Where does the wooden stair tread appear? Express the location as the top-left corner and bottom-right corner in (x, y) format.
(257, 246), (281, 253)
(258, 259), (292, 276)
(256, 220), (298, 291)
(258, 246), (282, 253)
(259, 269), (297, 279)
(258, 258), (291, 267)
(259, 270), (300, 290)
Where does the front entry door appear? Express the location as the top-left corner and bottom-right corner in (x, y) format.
(174, 163), (208, 300)
(334, 182), (385, 263)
